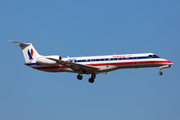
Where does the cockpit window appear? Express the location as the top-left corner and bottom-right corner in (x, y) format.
(153, 55), (160, 58)
(148, 55), (153, 58)
(148, 55), (160, 58)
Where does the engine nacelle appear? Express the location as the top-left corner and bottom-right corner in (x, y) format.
(36, 55), (61, 65)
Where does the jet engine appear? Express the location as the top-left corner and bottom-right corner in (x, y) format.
(36, 55), (61, 65)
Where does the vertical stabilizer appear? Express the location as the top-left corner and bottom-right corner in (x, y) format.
(9, 41), (41, 63)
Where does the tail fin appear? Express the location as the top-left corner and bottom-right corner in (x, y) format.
(9, 41), (41, 63)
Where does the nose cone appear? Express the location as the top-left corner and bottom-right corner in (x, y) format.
(162, 58), (173, 65)
(167, 60), (173, 65)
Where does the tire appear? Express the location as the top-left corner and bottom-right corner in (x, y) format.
(88, 78), (94, 83)
(77, 74), (83, 80)
(158, 71), (163, 75)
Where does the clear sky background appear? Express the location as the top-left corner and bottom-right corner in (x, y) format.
(0, 0), (180, 120)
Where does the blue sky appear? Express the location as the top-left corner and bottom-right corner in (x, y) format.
(1, 0), (180, 120)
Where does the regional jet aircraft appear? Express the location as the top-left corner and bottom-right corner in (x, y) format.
(9, 41), (173, 83)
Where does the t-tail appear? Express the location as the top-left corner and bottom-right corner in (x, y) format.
(9, 41), (41, 63)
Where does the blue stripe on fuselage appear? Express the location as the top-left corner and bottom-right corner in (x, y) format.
(25, 63), (40, 66)
(25, 56), (153, 66)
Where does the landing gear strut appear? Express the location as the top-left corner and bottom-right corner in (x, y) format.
(77, 69), (83, 80)
(158, 68), (163, 75)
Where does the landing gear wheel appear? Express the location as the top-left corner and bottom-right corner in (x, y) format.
(158, 71), (163, 75)
(88, 78), (94, 83)
(77, 74), (83, 80)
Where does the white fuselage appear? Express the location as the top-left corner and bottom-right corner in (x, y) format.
(26, 53), (172, 74)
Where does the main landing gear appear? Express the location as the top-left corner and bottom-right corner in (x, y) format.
(77, 73), (96, 83)
(88, 74), (96, 83)
(88, 78), (94, 83)
(77, 74), (83, 80)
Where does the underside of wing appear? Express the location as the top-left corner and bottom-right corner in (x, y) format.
(47, 58), (99, 73)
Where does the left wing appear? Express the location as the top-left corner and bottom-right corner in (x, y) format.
(47, 57), (99, 72)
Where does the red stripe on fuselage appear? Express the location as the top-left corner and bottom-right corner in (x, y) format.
(35, 65), (67, 70)
(87, 60), (172, 66)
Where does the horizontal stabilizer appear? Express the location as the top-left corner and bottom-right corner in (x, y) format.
(8, 41), (31, 49)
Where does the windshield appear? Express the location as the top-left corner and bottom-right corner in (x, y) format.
(153, 55), (160, 58)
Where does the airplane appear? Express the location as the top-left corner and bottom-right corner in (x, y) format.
(9, 41), (173, 83)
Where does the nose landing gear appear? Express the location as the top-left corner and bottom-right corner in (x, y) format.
(158, 65), (172, 75)
(158, 71), (163, 75)
(158, 68), (163, 75)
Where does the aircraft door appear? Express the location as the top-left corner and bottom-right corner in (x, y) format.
(148, 55), (154, 65)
